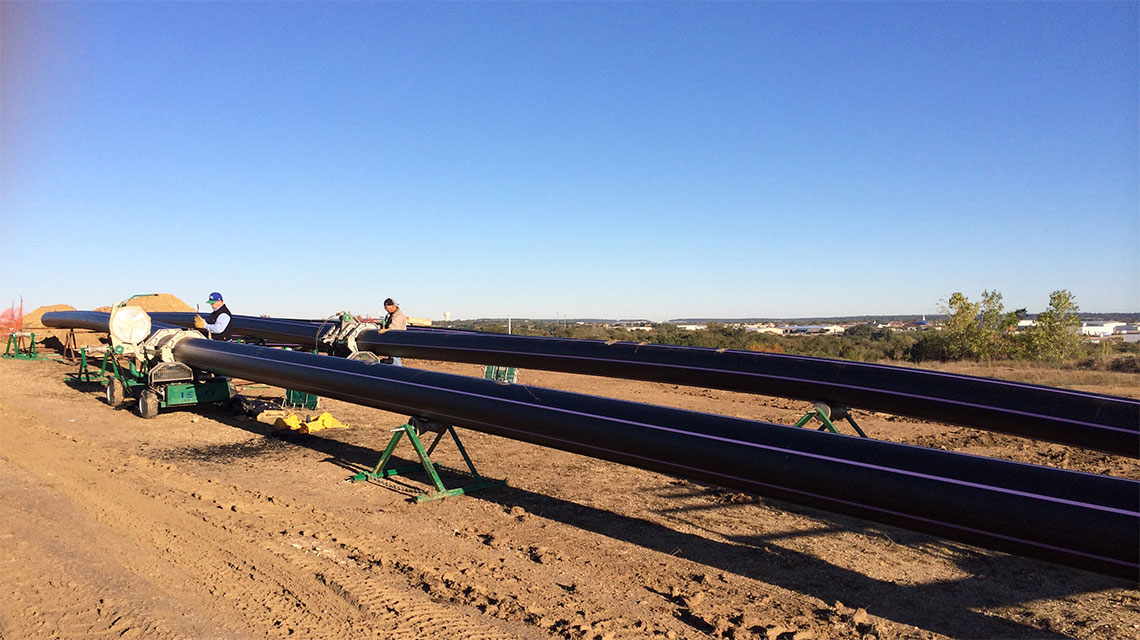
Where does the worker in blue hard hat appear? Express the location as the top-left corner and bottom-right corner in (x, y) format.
(193, 292), (234, 341)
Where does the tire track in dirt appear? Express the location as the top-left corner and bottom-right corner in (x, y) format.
(1, 399), (548, 639)
(2, 410), (333, 638)
(286, 548), (541, 640)
(0, 458), (189, 639)
(7, 357), (1136, 639)
(154, 465), (554, 640)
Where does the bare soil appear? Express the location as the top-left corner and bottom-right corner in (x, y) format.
(1, 353), (1137, 640)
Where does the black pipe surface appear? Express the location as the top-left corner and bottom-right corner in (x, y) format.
(43, 310), (1140, 579)
(143, 312), (1140, 457)
(175, 339), (1136, 580)
(146, 312), (323, 346)
(353, 333), (1139, 457)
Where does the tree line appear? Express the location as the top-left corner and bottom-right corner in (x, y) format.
(444, 289), (1137, 366)
(906, 289), (1087, 363)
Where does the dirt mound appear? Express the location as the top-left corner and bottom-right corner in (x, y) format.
(23, 304), (77, 329)
(91, 293), (195, 314)
(130, 293), (195, 313)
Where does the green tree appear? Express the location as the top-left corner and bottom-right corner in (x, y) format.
(844, 324), (876, 339)
(976, 289), (1022, 361)
(1027, 289), (1082, 362)
(908, 330), (953, 363)
(940, 292), (981, 359)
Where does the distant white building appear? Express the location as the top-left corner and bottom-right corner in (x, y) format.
(782, 325), (843, 335)
(611, 320), (654, 331)
(746, 326), (785, 335)
(1080, 321), (1126, 337)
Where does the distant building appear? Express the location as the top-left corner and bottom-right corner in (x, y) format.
(745, 326), (785, 335)
(611, 320), (654, 331)
(1080, 321), (1126, 337)
(782, 325), (843, 335)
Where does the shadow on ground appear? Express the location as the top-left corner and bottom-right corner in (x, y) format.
(168, 405), (1125, 640)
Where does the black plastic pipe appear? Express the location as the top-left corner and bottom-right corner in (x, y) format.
(175, 339), (1138, 580)
(42, 311), (1140, 579)
(146, 312), (323, 346)
(146, 312), (1140, 457)
(352, 333), (1140, 457)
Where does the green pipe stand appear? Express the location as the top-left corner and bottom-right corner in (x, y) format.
(4, 331), (40, 359)
(795, 402), (868, 438)
(283, 389), (320, 410)
(483, 365), (518, 383)
(351, 416), (505, 503)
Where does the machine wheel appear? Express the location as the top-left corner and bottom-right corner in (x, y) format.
(105, 378), (125, 406)
(138, 389), (160, 419)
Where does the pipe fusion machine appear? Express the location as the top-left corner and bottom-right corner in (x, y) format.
(82, 299), (234, 418)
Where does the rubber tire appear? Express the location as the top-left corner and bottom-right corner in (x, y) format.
(138, 389), (160, 419)
(105, 378), (125, 406)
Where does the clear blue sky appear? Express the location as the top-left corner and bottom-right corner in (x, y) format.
(2, 1), (1136, 321)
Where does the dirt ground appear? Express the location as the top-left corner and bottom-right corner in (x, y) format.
(1, 351), (1138, 640)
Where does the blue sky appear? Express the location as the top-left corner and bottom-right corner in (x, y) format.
(2, 1), (1136, 321)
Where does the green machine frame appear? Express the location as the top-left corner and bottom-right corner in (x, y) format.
(72, 344), (232, 418)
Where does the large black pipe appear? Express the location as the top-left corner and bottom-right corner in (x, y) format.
(147, 312), (1140, 457)
(353, 333), (1140, 457)
(42, 311), (1140, 579)
(146, 312), (323, 346)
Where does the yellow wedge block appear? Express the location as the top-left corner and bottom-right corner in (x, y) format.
(300, 412), (348, 434)
(273, 414), (304, 430)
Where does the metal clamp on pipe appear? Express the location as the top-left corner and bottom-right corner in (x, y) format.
(141, 327), (202, 364)
(317, 316), (381, 360)
(408, 416), (447, 435)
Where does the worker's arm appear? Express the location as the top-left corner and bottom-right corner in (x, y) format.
(204, 313), (231, 335)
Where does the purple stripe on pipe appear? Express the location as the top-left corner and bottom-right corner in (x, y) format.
(199, 348), (1133, 516)
(451, 333), (1132, 402)
(296, 384), (1136, 571)
(365, 342), (1136, 433)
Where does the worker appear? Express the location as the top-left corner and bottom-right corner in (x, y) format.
(379, 297), (406, 365)
(193, 292), (234, 341)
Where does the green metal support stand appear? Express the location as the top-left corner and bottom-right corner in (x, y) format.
(4, 332), (38, 359)
(794, 402), (868, 438)
(351, 417), (505, 502)
(283, 389), (320, 410)
(71, 347), (101, 383)
(70, 346), (145, 396)
(483, 365), (518, 383)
